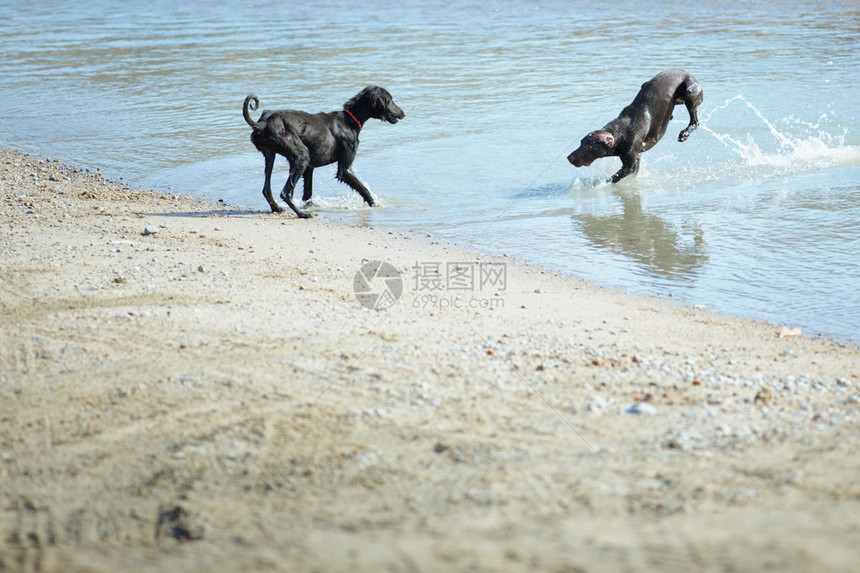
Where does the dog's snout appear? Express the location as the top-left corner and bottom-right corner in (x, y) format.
(387, 106), (405, 124)
(568, 150), (586, 167)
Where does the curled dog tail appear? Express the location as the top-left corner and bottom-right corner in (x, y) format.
(243, 94), (262, 132)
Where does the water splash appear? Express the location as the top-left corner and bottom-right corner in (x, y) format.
(701, 95), (860, 170)
(304, 192), (378, 213)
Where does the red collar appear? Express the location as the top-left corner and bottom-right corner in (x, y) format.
(344, 108), (362, 130)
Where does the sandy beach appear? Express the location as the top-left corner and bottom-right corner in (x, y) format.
(1, 147), (859, 572)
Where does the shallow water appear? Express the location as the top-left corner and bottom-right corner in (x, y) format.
(2, 0), (859, 341)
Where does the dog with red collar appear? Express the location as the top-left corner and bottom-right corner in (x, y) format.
(243, 86), (405, 218)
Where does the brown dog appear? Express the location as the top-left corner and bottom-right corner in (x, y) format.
(568, 70), (702, 183)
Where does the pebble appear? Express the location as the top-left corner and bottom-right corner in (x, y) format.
(143, 225), (158, 236)
(754, 388), (772, 406)
(585, 396), (607, 414)
(625, 403), (657, 415)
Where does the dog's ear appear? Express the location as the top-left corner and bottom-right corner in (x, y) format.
(593, 131), (615, 147)
(368, 86), (390, 114)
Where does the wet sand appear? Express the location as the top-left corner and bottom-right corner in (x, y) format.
(2, 148), (859, 572)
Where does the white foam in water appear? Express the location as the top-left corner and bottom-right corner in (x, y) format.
(305, 192), (378, 213)
(701, 96), (860, 172)
(298, 166), (381, 213)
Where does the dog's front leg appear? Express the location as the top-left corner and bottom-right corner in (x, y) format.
(301, 167), (314, 202)
(609, 154), (639, 183)
(337, 166), (375, 207)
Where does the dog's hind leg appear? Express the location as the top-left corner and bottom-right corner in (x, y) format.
(261, 151), (283, 213)
(678, 78), (703, 142)
(281, 165), (311, 218)
(265, 131), (312, 218)
(280, 155), (312, 219)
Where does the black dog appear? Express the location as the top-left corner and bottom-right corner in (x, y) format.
(243, 86), (405, 217)
(568, 69), (702, 183)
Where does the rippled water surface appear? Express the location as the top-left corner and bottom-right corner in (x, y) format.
(2, 0), (859, 341)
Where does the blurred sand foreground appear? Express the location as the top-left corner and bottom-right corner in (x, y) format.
(2, 148), (859, 572)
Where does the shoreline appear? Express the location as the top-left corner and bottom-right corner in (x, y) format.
(2, 147), (859, 571)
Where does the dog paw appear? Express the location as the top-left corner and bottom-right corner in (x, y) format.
(297, 212), (313, 219)
(678, 130), (690, 142)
